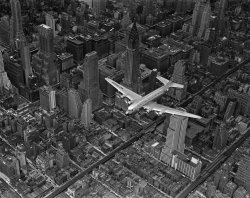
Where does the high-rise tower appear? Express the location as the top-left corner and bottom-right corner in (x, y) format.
(160, 115), (188, 165)
(197, 1), (211, 38)
(216, 0), (228, 37)
(168, 60), (188, 101)
(79, 51), (101, 110)
(10, 0), (32, 86)
(123, 21), (140, 93)
(33, 24), (58, 86)
(10, 0), (23, 44)
(189, 0), (209, 37)
(92, 0), (107, 17)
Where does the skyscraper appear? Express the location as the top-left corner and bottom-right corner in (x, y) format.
(160, 115), (188, 165)
(92, 0), (107, 17)
(122, 21), (140, 93)
(235, 155), (250, 192)
(10, 0), (32, 85)
(10, 0), (23, 44)
(168, 60), (188, 101)
(20, 39), (32, 86)
(68, 88), (83, 119)
(45, 13), (56, 37)
(81, 99), (92, 129)
(213, 123), (228, 151)
(189, 0), (211, 38)
(33, 24), (58, 85)
(79, 51), (101, 110)
(39, 86), (56, 112)
(216, 0), (228, 37)
(0, 51), (12, 95)
(197, 1), (211, 38)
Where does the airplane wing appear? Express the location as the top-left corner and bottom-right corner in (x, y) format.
(157, 76), (184, 89)
(143, 102), (202, 119)
(105, 78), (142, 101)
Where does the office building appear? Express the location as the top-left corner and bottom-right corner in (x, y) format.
(168, 60), (188, 101)
(208, 55), (229, 76)
(68, 88), (83, 119)
(39, 86), (56, 112)
(190, 0), (211, 39)
(197, 2), (211, 39)
(5, 59), (24, 88)
(19, 39), (32, 87)
(57, 53), (74, 72)
(79, 51), (101, 110)
(213, 123), (228, 151)
(33, 24), (58, 85)
(148, 69), (158, 92)
(61, 12), (71, 34)
(122, 21), (140, 93)
(99, 63), (124, 103)
(45, 13), (56, 37)
(81, 98), (92, 128)
(66, 37), (84, 64)
(160, 115), (188, 165)
(0, 16), (11, 48)
(56, 88), (68, 113)
(224, 100), (237, 121)
(235, 155), (250, 192)
(92, 0), (107, 17)
(176, 0), (187, 15)
(216, 0), (228, 37)
(214, 91), (228, 112)
(56, 147), (69, 169)
(172, 150), (202, 181)
(15, 144), (27, 175)
(10, 0), (23, 47)
(0, 51), (12, 94)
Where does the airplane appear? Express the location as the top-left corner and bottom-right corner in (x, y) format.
(105, 76), (202, 119)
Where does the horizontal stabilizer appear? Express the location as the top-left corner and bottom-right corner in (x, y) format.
(156, 76), (170, 85)
(170, 82), (184, 89)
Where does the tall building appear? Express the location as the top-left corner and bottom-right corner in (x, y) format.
(168, 60), (188, 101)
(19, 39), (32, 86)
(189, 0), (211, 38)
(122, 21), (140, 93)
(176, 0), (187, 15)
(68, 88), (83, 119)
(45, 13), (56, 37)
(235, 155), (250, 192)
(10, 0), (23, 46)
(92, 0), (107, 17)
(79, 51), (101, 110)
(172, 150), (202, 181)
(197, 1), (211, 39)
(216, 0), (228, 37)
(213, 123), (228, 151)
(160, 115), (188, 165)
(10, 0), (32, 85)
(0, 51), (12, 95)
(39, 86), (56, 112)
(56, 146), (69, 169)
(0, 16), (11, 48)
(61, 12), (71, 34)
(15, 144), (27, 175)
(33, 24), (58, 85)
(81, 99), (92, 128)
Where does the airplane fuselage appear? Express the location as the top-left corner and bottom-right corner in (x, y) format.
(127, 83), (171, 113)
